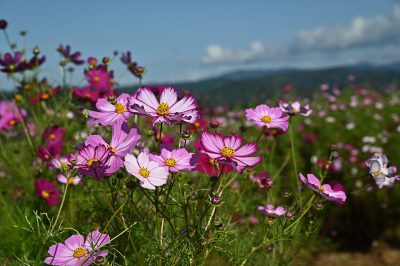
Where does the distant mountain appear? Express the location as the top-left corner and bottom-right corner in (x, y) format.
(152, 62), (400, 107)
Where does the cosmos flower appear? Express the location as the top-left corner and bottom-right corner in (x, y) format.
(249, 171), (273, 190)
(57, 44), (84, 65)
(150, 147), (195, 172)
(0, 100), (25, 130)
(29, 86), (60, 104)
(44, 230), (110, 265)
(279, 101), (312, 116)
(245, 104), (289, 131)
(0, 19), (7, 30)
(124, 152), (169, 190)
(57, 173), (81, 186)
(258, 204), (286, 218)
(365, 153), (400, 188)
(199, 132), (261, 173)
(0, 51), (27, 73)
(35, 178), (61, 206)
(128, 87), (199, 126)
(70, 144), (111, 179)
(50, 156), (70, 170)
(88, 94), (132, 126)
(299, 173), (346, 204)
(85, 121), (141, 175)
(85, 65), (114, 91)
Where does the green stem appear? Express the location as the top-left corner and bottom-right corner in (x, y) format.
(289, 123), (302, 207)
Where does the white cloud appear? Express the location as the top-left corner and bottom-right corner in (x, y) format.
(203, 4), (400, 66)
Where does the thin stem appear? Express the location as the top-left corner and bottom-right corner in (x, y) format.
(289, 122), (302, 207)
(49, 183), (69, 236)
(255, 126), (266, 142)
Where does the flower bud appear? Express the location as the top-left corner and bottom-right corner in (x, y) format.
(211, 195), (222, 205)
(0, 19), (8, 30)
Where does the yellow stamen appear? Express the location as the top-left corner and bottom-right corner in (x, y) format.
(93, 76), (100, 83)
(165, 158), (176, 167)
(208, 159), (216, 166)
(15, 94), (23, 103)
(108, 146), (116, 153)
(60, 161), (68, 169)
(261, 115), (272, 123)
(372, 170), (382, 176)
(157, 102), (170, 115)
(317, 184), (326, 193)
(115, 103), (126, 114)
(139, 168), (150, 178)
(8, 119), (16, 126)
(86, 158), (99, 167)
(194, 121), (201, 127)
(41, 191), (50, 198)
(221, 146), (235, 158)
(67, 177), (75, 185)
(41, 93), (50, 100)
(73, 247), (87, 258)
(49, 133), (56, 140)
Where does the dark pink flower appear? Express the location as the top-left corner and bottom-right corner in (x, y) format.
(245, 104), (289, 131)
(88, 94), (132, 126)
(258, 204), (286, 218)
(150, 147), (195, 172)
(35, 178), (61, 206)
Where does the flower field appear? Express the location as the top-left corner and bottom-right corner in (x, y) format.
(1, 18), (400, 265)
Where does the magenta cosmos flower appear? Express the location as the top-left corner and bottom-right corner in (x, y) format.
(85, 65), (114, 90)
(279, 101), (312, 116)
(129, 87), (199, 126)
(258, 204), (286, 218)
(0, 100), (25, 130)
(124, 152), (169, 190)
(199, 132), (261, 173)
(85, 122), (141, 175)
(299, 173), (346, 204)
(245, 104), (289, 132)
(35, 178), (61, 206)
(150, 147), (195, 172)
(70, 144), (111, 179)
(45, 230), (110, 265)
(88, 93), (132, 126)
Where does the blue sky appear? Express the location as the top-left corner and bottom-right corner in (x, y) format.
(0, 0), (399, 89)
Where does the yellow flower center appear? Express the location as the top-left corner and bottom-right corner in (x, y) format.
(292, 107), (298, 113)
(221, 146), (235, 158)
(372, 170), (382, 176)
(261, 115), (272, 123)
(165, 158), (176, 167)
(194, 121), (201, 127)
(60, 161), (68, 169)
(8, 119), (16, 126)
(73, 247), (87, 258)
(115, 103), (126, 114)
(108, 146), (116, 153)
(139, 168), (150, 178)
(49, 133), (56, 140)
(15, 94), (23, 103)
(41, 93), (50, 100)
(41, 191), (50, 198)
(93, 76), (100, 83)
(86, 158), (99, 167)
(317, 185), (326, 193)
(157, 102), (170, 115)
(67, 177), (75, 185)
(208, 159), (216, 166)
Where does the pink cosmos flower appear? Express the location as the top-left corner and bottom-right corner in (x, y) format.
(44, 230), (110, 265)
(50, 156), (70, 170)
(279, 101), (312, 116)
(249, 171), (273, 190)
(199, 132), (261, 173)
(70, 144), (111, 179)
(150, 147), (195, 172)
(124, 152), (169, 190)
(35, 178), (61, 206)
(245, 104), (289, 132)
(129, 87), (199, 126)
(299, 173), (346, 204)
(88, 93), (132, 126)
(0, 100), (25, 130)
(85, 122), (141, 175)
(57, 173), (81, 186)
(258, 204), (286, 218)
